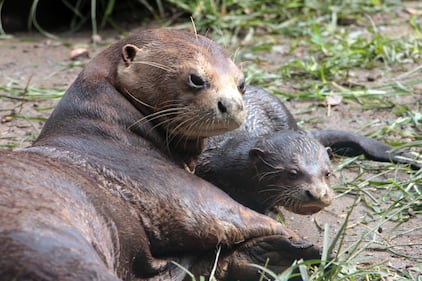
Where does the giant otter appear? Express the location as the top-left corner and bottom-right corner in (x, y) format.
(196, 86), (421, 215)
(0, 29), (322, 281)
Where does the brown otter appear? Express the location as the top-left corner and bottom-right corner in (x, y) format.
(196, 85), (421, 215)
(0, 29), (321, 281)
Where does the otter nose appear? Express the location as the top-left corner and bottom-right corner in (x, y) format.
(305, 185), (333, 206)
(218, 97), (244, 115)
(218, 101), (227, 113)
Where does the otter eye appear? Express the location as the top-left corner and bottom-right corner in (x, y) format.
(325, 172), (331, 178)
(188, 73), (208, 89)
(237, 78), (246, 94)
(287, 170), (298, 180)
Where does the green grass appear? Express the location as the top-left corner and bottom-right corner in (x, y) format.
(0, 82), (65, 101)
(0, 81), (65, 148)
(1, 0), (421, 280)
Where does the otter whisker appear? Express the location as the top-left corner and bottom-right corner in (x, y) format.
(131, 61), (175, 72)
(258, 187), (285, 194)
(174, 111), (212, 149)
(146, 113), (183, 133)
(184, 112), (209, 136)
(178, 118), (200, 148)
(167, 114), (199, 145)
(253, 155), (283, 171)
(269, 195), (285, 208)
(260, 191), (288, 209)
(162, 113), (196, 147)
(260, 170), (283, 179)
(256, 170), (282, 183)
(147, 110), (189, 136)
(157, 98), (191, 106)
(166, 112), (194, 134)
(175, 110), (209, 137)
(129, 107), (185, 129)
(124, 89), (156, 110)
(180, 113), (210, 148)
(264, 184), (293, 191)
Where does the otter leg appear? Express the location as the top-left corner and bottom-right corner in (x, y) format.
(309, 129), (421, 170)
(187, 234), (321, 281)
(0, 230), (120, 281)
(223, 235), (322, 281)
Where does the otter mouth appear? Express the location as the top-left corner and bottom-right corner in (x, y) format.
(297, 205), (324, 215)
(284, 203), (326, 215)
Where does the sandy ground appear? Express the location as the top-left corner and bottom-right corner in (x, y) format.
(0, 21), (421, 278)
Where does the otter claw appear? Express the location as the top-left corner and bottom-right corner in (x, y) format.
(292, 240), (314, 249)
(221, 234), (322, 280)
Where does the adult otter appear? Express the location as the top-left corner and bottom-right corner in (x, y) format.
(196, 86), (421, 215)
(0, 29), (321, 281)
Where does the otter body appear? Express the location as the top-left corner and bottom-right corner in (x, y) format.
(197, 86), (420, 215)
(0, 29), (321, 281)
(197, 86), (334, 215)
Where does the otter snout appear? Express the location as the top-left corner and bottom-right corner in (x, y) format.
(218, 97), (244, 114)
(304, 184), (333, 206)
(217, 95), (246, 128)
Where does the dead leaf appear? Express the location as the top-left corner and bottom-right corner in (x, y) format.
(326, 95), (343, 106)
(405, 8), (422, 15)
(1, 116), (13, 123)
(70, 48), (89, 60)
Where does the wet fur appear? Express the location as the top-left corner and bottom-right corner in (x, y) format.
(0, 29), (321, 281)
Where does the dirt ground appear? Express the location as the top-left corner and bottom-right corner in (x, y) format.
(0, 20), (421, 279)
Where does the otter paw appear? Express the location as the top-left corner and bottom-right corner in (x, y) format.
(133, 257), (169, 278)
(223, 235), (322, 281)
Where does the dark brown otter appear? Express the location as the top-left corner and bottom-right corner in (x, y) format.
(197, 129), (333, 215)
(0, 29), (321, 281)
(196, 85), (421, 215)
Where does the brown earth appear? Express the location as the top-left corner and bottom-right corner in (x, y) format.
(0, 19), (421, 279)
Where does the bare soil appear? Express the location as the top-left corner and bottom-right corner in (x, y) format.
(0, 20), (421, 279)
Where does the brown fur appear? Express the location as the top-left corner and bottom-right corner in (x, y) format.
(0, 29), (321, 281)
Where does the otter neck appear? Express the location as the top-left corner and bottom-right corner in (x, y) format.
(34, 75), (204, 169)
(198, 136), (260, 197)
(130, 120), (206, 170)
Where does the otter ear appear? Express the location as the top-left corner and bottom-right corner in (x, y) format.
(326, 146), (333, 157)
(122, 44), (141, 64)
(249, 147), (265, 164)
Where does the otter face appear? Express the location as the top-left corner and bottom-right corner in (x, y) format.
(116, 29), (246, 139)
(249, 131), (334, 215)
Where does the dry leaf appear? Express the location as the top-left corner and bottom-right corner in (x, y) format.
(70, 48), (89, 60)
(405, 8), (422, 15)
(326, 95), (343, 106)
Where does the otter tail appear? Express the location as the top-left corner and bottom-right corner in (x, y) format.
(309, 129), (421, 170)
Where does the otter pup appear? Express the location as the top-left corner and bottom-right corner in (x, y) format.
(196, 85), (420, 215)
(197, 129), (333, 215)
(0, 29), (321, 281)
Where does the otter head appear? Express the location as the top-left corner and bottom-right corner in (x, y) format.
(249, 130), (334, 215)
(116, 29), (246, 140)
